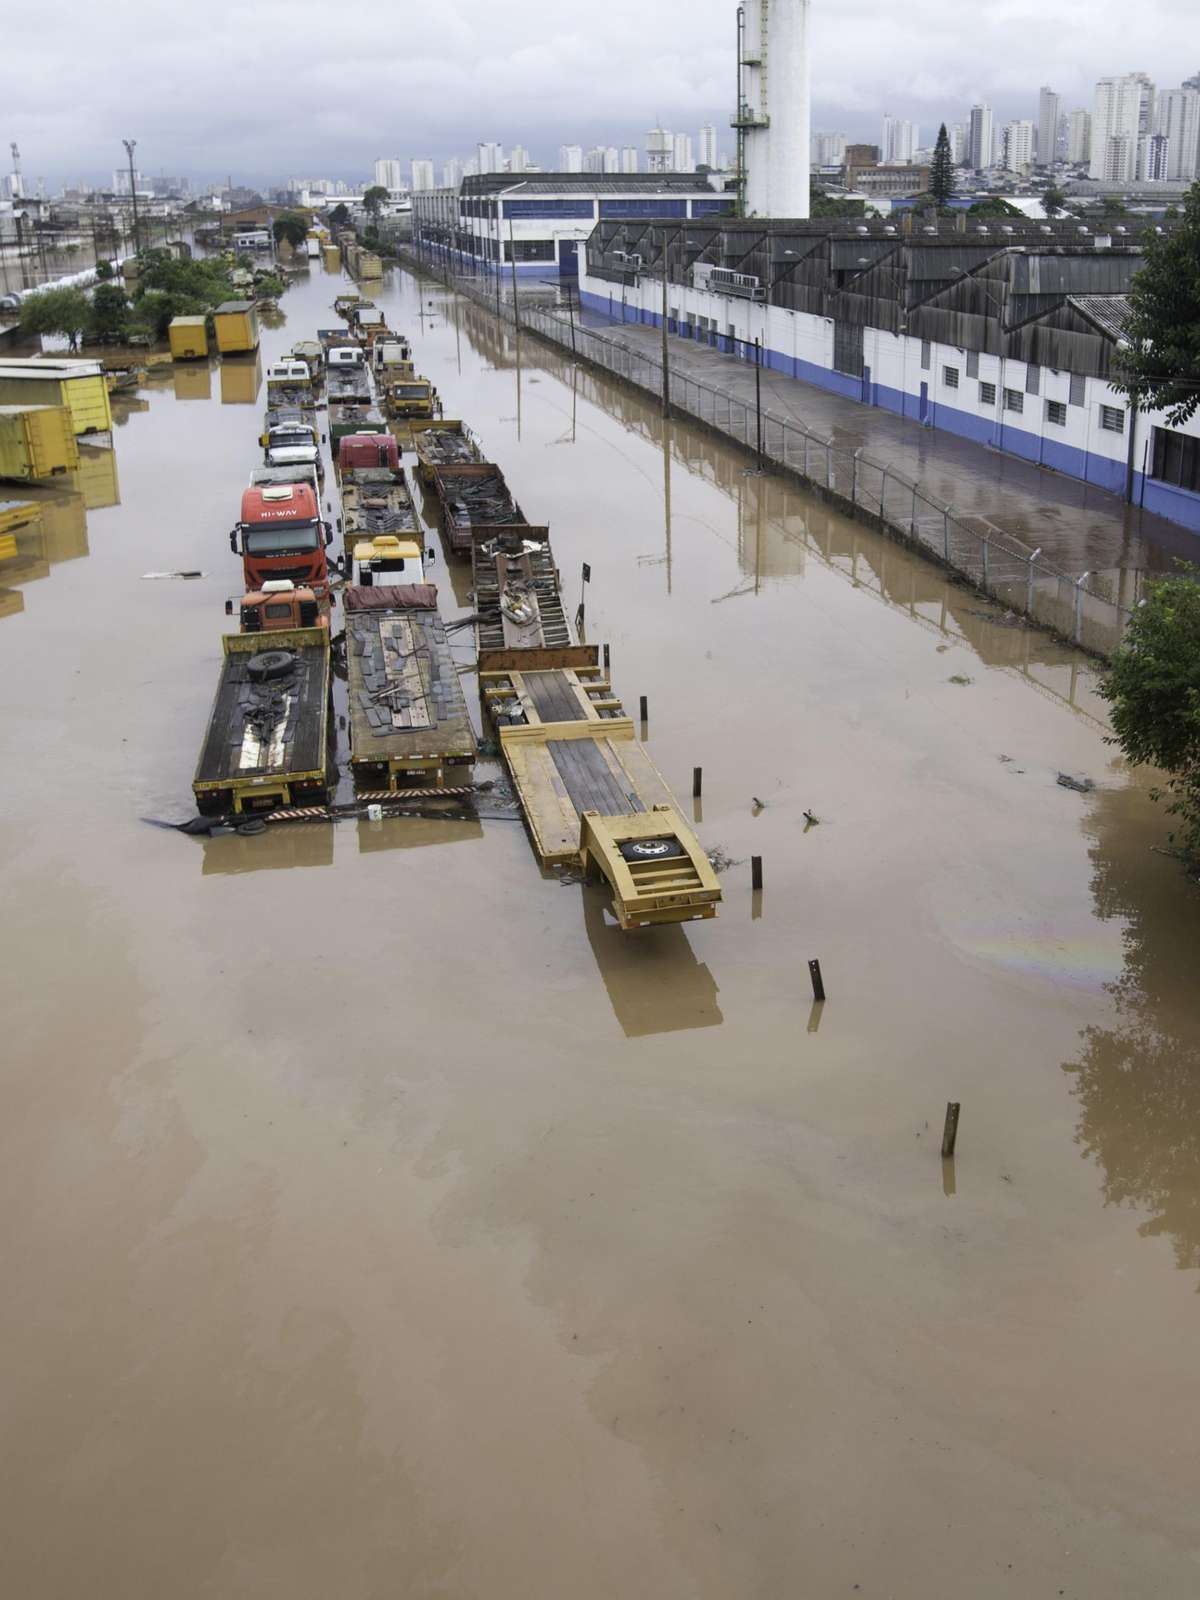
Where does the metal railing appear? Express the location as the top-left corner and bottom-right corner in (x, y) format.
(401, 247), (1134, 657)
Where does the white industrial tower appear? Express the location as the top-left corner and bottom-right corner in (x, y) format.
(733, 0), (810, 217)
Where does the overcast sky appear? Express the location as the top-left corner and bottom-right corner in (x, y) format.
(4, 0), (1198, 187)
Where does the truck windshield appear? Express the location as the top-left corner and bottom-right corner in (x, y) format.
(270, 431), (314, 447)
(394, 385), (428, 399)
(243, 521), (321, 555)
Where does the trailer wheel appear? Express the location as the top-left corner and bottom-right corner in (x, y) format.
(236, 818), (267, 836)
(247, 649), (297, 682)
(619, 837), (686, 862)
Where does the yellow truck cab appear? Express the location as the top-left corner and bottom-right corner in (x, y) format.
(352, 534), (426, 586)
(382, 377), (439, 421)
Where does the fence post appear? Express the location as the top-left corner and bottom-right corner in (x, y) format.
(852, 447), (863, 503)
(1074, 571), (1091, 644)
(981, 536), (990, 589)
(803, 431), (811, 478)
(911, 481), (918, 534)
(879, 465), (889, 520)
(1026, 546), (1042, 615)
(943, 505), (953, 562)
(825, 439), (833, 487)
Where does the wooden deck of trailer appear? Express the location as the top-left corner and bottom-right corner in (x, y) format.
(471, 532), (568, 661)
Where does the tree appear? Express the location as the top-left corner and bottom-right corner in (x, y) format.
(94, 259), (114, 281)
(1098, 568), (1200, 857)
(89, 282), (130, 340)
(929, 124), (956, 206)
(362, 185), (389, 218)
(809, 189), (867, 219)
(19, 285), (91, 350)
(1102, 195), (1128, 217)
(1042, 187), (1067, 217)
(328, 203), (350, 229)
(272, 211), (309, 249)
(1113, 179), (1200, 424)
(966, 196), (1024, 219)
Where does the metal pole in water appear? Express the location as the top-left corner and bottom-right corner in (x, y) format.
(693, 766), (703, 798)
(660, 229), (671, 416)
(639, 694), (648, 724)
(1074, 572), (1091, 644)
(808, 958), (825, 1002)
(754, 337), (763, 468)
(751, 855), (763, 890)
(1027, 547), (1041, 616)
(941, 1102), (960, 1159)
(603, 642), (610, 672)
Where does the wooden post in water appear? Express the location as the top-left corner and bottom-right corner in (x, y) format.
(808, 958), (825, 1001)
(603, 642), (610, 672)
(639, 694), (648, 725)
(941, 1102), (960, 1159)
(751, 855), (763, 891)
(693, 766), (703, 797)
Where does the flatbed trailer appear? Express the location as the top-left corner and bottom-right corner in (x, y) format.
(326, 365), (372, 404)
(344, 585), (476, 793)
(432, 462), (528, 557)
(472, 527), (569, 667)
(480, 663), (720, 929)
(193, 626), (333, 816)
(339, 466), (420, 546)
(410, 420), (483, 483)
(329, 401), (386, 444)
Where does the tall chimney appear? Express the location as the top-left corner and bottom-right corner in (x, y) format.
(740, 0), (810, 218)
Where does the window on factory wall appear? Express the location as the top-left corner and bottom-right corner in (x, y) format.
(1100, 405), (1125, 433)
(1069, 373), (1086, 406)
(690, 199), (736, 216)
(943, 366), (959, 389)
(1025, 364), (1040, 395)
(599, 199), (689, 217)
(503, 239), (556, 262)
(1046, 400), (1067, 427)
(833, 321), (864, 378)
(920, 340), (931, 370)
(1003, 388), (1024, 414)
(979, 381), (997, 406)
(502, 200), (596, 219)
(966, 351), (979, 378)
(1151, 427), (1200, 493)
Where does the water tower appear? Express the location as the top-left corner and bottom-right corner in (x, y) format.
(732, 0), (811, 217)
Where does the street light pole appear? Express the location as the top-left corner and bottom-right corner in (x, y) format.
(660, 227), (671, 415)
(123, 138), (140, 257)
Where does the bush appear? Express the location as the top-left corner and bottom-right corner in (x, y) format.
(89, 282), (130, 339)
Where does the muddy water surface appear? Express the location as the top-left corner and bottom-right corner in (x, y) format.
(1, 262), (1198, 1598)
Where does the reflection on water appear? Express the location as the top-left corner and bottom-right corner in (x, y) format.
(1064, 786), (1200, 1281)
(71, 444), (120, 511)
(200, 822), (335, 875)
(220, 354), (263, 405)
(583, 885), (722, 1036)
(354, 814), (484, 854)
(174, 363), (214, 402)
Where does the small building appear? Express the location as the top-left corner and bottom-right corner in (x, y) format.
(412, 172), (734, 278)
(212, 301), (259, 355)
(577, 214), (1200, 535)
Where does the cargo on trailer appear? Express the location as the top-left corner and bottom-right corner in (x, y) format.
(343, 584), (475, 794)
(329, 401), (386, 445)
(472, 527), (570, 669)
(0, 404), (80, 480)
(212, 301), (259, 353)
(168, 316), (209, 361)
(0, 359), (112, 436)
(192, 626), (333, 816)
(410, 420), (482, 483)
(432, 461), (529, 556)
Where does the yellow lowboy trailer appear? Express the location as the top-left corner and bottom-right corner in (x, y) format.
(482, 662), (721, 929)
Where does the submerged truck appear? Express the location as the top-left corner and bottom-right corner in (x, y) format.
(431, 461), (530, 556)
(229, 483), (334, 600)
(260, 406), (321, 469)
(343, 585), (475, 795)
(227, 579), (327, 634)
(370, 337), (412, 377)
(192, 626), (332, 816)
(337, 436), (430, 585)
(381, 375), (440, 422)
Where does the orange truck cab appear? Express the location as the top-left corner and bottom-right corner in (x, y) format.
(230, 483), (333, 599)
(228, 579), (329, 632)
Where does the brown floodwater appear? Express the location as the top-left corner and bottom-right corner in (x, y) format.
(1, 261), (1198, 1599)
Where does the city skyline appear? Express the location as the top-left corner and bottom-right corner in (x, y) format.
(3, 0), (1197, 186)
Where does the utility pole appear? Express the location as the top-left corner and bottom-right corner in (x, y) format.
(123, 138), (140, 257)
(660, 226), (670, 415)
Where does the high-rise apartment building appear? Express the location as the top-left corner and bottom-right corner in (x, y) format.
(698, 124), (718, 168)
(583, 147), (605, 172)
(948, 123), (966, 163)
(621, 146), (638, 173)
(374, 157), (403, 190)
(1002, 120), (1035, 172)
(410, 159), (434, 192)
(1142, 132), (1171, 179)
(1037, 87), (1060, 163)
(813, 132), (847, 165)
(1090, 73), (1154, 182)
(881, 115), (917, 164)
(672, 132), (694, 170)
(558, 144), (583, 171)
(477, 141), (504, 175)
(442, 158), (463, 189)
(967, 104), (993, 169)
(509, 145), (531, 173)
(646, 127), (672, 172)
(1156, 87), (1200, 179)
(1066, 108), (1092, 163)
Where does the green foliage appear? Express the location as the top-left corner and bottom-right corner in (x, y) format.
(255, 271), (285, 299)
(1101, 195), (1128, 217)
(89, 282), (129, 338)
(1099, 568), (1200, 855)
(1114, 180), (1200, 425)
(362, 185), (389, 217)
(809, 189), (867, 219)
(929, 124), (956, 205)
(272, 212), (309, 248)
(94, 258), (114, 280)
(19, 285), (92, 347)
(328, 203), (350, 228)
(1041, 187), (1067, 217)
(966, 196), (1024, 218)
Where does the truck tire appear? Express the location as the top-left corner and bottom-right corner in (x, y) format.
(247, 650), (297, 682)
(619, 837), (687, 863)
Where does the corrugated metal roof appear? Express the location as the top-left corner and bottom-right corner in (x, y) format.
(462, 173), (712, 196)
(1068, 294), (1135, 343)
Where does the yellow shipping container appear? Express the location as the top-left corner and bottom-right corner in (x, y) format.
(169, 315), (209, 360)
(0, 359), (113, 436)
(0, 404), (81, 480)
(212, 301), (260, 354)
(322, 244), (341, 272)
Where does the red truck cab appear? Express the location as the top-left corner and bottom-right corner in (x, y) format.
(337, 431), (401, 472)
(230, 483), (333, 599)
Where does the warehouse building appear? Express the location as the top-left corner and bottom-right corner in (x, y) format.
(578, 215), (1200, 533)
(411, 173), (734, 278)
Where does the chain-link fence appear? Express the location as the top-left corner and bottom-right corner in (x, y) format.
(399, 250), (1133, 658)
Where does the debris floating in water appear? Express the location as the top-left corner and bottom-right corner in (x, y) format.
(142, 570), (206, 580)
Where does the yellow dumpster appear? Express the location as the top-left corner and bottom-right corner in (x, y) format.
(322, 244), (341, 272)
(0, 359), (112, 436)
(169, 315), (210, 360)
(0, 404), (81, 479)
(212, 301), (259, 354)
